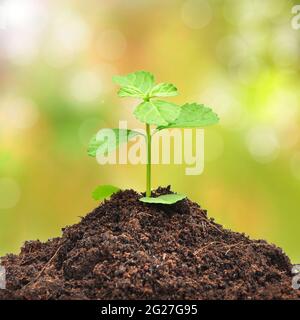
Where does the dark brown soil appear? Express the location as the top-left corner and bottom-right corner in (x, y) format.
(0, 187), (299, 300)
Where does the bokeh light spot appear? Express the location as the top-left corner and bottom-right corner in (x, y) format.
(1, 0), (48, 65)
(0, 97), (39, 131)
(181, 0), (212, 29)
(270, 26), (300, 67)
(216, 35), (248, 67)
(67, 70), (103, 105)
(246, 126), (280, 163)
(44, 12), (91, 68)
(222, 0), (286, 26)
(267, 89), (299, 128)
(201, 78), (247, 130)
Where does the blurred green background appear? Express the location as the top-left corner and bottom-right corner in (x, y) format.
(0, 0), (300, 262)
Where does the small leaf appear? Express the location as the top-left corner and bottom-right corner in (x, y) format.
(158, 103), (219, 130)
(88, 129), (142, 157)
(113, 71), (154, 99)
(134, 100), (181, 126)
(139, 193), (186, 204)
(92, 185), (120, 201)
(117, 87), (145, 98)
(149, 83), (178, 98)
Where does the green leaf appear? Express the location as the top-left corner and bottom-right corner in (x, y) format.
(134, 100), (181, 126)
(149, 83), (178, 98)
(117, 87), (146, 98)
(88, 129), (142, 157)
(139, 193), (186, 204)
(157, 103), (219, 130)
(113, 71), (154, 98)
(92, 185), (120, 201)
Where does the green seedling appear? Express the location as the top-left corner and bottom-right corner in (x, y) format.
(88, 71), (219, 204)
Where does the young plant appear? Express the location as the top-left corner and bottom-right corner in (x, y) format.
(88, 71), (219, 204)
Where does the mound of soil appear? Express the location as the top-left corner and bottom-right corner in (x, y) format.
(0, 187), (299, 300)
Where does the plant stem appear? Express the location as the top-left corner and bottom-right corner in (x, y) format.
(146, 123), (151, 197)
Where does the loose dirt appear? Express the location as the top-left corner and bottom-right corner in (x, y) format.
(0, 187), (299, 300)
